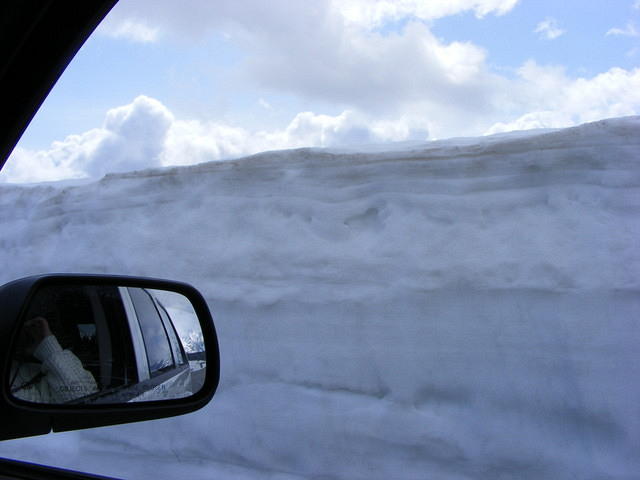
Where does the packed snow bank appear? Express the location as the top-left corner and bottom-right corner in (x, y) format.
(2, 116), (639, 298)
(0, 117), (639, 479)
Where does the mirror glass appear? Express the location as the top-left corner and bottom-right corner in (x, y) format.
(8, 283), (206, 405)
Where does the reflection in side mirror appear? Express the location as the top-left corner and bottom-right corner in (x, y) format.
(9, 284), (206, 405)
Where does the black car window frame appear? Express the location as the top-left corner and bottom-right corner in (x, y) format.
(155, 301), (188, 367)
(127, 288), (175, 377)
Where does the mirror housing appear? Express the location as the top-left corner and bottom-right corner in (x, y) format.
(0, 274), (220, 441)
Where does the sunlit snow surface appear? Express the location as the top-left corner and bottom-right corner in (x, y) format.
(1, 117), (639, 479)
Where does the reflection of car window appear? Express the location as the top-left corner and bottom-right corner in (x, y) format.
(128, 288), (174, 376)
(95, 286), (137, 388)
(156, 302), (187, 366)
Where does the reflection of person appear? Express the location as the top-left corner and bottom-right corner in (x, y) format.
(10, 316), (98, 403)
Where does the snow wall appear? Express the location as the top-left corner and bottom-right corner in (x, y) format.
(0, 117), (639, 479)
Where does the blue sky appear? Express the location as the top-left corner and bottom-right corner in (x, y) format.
(431, 0), (638, 76)
(5, 0), (640, 182)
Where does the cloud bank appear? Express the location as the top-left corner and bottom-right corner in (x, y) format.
(100, 0), (522, 41)
(1, 97), (426, 183)
(3, 0), (640, 183)
(95, 0), (640, 138)
(5, 59), (640, 184)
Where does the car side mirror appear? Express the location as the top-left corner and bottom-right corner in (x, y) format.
(0, 274), (220, 441)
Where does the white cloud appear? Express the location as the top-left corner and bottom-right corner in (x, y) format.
(1, 98), (429, 183)
(161, 120), (254, 167)
(275, 110), (427, 147)
(333, 0), (519, 28)
(104, 0), (520, 39)
(283, 111), (375, 147)
(534, 18), (565, 40)
(1, 145), (86, 184)
(98, 19), (160, 43)
(486, 64), (640, 134)
(1, 96), (173, 183)
(162, 109), (429, 167)
(634, 0), (640, 10)
(100, 0), (511, 125)
(258, 98), (273, 110)
(0, 127), (113, 184)
(606, 22), (639, 37)
(484, 111), (572, 135)
(242, 19), (503, 127)
(87, 95), (174, 177)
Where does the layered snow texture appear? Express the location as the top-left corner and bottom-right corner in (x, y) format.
(1, 117), (639, 478)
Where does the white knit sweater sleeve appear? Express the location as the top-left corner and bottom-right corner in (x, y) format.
(34, 335), (98, 403)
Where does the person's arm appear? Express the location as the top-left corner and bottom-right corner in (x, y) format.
(28, 317), (98, 403)
(10, 362), (49, 403)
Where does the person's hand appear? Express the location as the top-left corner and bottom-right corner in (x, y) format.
(24, 316), (53, 345)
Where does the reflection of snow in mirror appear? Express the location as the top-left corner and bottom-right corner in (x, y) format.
(148, 289), (203, 351)
(182, 330), (205, 354)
